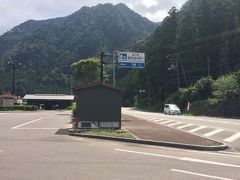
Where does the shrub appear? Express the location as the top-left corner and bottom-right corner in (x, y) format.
(213, 74), (240, 100)
(165, 88), (191, 110)
(134, 95), (152, 109)
(191, 76), (213, 101)
(0, 105), (38, 111)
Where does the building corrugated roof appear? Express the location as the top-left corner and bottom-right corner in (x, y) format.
(23, 94), (74, 101)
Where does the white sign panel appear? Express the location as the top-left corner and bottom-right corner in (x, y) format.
(118, 52), (145, 68)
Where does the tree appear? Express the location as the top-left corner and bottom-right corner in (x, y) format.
(71, 58), (100, 85)
(0, 84), (3, 95)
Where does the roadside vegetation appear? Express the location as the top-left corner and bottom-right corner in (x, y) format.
(80, 129), (135, 139)
(144, 71), (240, 117)
(118, 0), (240, 117)
(0, 105), (38, 111)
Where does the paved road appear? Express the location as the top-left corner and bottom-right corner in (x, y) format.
(123, 108), (240, 152)
(0, 111), (240, 180)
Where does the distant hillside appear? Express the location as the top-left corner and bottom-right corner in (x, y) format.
(0, 3), (157, 95)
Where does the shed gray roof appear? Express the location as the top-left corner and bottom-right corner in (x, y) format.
(75, 83), (122, 92)
(23, 94), (74, 101)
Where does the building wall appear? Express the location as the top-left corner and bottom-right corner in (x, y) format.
(76, 86), (121, 128)
(2, 99), (14, 107)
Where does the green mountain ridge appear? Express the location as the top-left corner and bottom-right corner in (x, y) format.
(0, 3), (157, 95)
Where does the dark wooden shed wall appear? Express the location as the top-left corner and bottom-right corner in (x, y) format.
(76, 86), (121, 125)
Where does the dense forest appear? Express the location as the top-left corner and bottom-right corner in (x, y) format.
(1, 0), (240, 116)
(119, 0), (240, 116)
(0, 3), (156, 95)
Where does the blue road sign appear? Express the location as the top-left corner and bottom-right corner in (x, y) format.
(118, 52), (145, 69)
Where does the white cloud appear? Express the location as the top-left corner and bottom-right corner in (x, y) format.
(0, 0), (188, 35)
(146, 10), (168, 22)
(142, 0), (158, 8)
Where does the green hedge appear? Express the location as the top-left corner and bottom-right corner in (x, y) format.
(0, 105), (38, 111)
(190, 98), (240, 117)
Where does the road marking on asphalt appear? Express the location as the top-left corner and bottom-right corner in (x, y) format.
(15, 128), (59, 130)
(160, 120), (173, 124)
(189, 126), (207, 133)
(11, 118), (44, 129)
(148, 117), (159, 121)
(115, 149), (240, 168)
(140, 144), (240, 158)
(171, 169), (233, 180)
(154, 119), (165, 122)
(0, 150), (4, 152)
(165, 115), (240, 126)
(177, 124), (193, 129)
(204, 129), (224, 137)
(167, 122), (182, 127)
(224, 132), (240, 143)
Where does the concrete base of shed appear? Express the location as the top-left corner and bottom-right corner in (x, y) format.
(77, 121), (120, 129)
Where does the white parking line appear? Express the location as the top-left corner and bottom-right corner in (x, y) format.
(115, 149), (240, 168)
(11, 118), (44, 129)
(189, 126), (207, 133)
(168, 122), (182, 127)
(171, 169), (233, 180)
(177, 124), (193, 129)
(204, 129), (224, 137)
(15, 128), (59, 130)
(154, 119), (165, 122)
(160, 120), (173, 124)
(148, 117), (159, 121)
(0, 150), (4, 152)
(224, 132), (240, 143)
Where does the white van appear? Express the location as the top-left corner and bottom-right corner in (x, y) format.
(164, 104), (181, 115)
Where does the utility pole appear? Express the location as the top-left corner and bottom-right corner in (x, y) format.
(100, 51), (113, 84)
(100, 51), (104, 83)
(8, 61), (21, 95)
(168, 54), (180, 89)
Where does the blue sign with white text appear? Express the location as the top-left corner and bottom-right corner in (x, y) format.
(118, 52), (145, 69)
(118, 62), (145, 68)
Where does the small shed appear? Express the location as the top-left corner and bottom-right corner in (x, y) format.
(0, 92), (17, 107)
(74, 83), (122, 129)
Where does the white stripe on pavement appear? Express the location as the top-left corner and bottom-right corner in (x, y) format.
(168, 122), (182, 127)
(204, 129), (224, 137)
(155, 119), (165, 122)
(160, 120), (173, 124)
(148, 117), (159, 121)
(177, 124), (193, 129)
(224, 132), (240, 143)
(15, 128), (59, 130)
(171, 169), (233, 180)
(115, 149), (240, 168)
(11, 118), (44, 129)
(189, 126), (207, 133)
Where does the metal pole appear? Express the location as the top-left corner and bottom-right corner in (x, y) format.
(113, 53), (116, 87)
(177, 62), (180, 89)
(12, 63), (15, 95)
(70, 74), (73, 95)
(100, 51), (104, 83)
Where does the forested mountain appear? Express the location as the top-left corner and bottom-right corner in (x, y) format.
(0, 3), (157, 95)
(120, 0), (240, 109)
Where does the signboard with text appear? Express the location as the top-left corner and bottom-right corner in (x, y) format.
(118, 52), (145, 68)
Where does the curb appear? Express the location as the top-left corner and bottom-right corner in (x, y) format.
(68, 129), (228, 151)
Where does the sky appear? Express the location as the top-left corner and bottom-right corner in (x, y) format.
(0, 0), (187, 35)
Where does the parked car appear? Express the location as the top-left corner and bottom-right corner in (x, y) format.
(164, 104), (181, 115)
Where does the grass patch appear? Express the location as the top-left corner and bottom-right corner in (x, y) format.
(81, 129), (135, 139)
